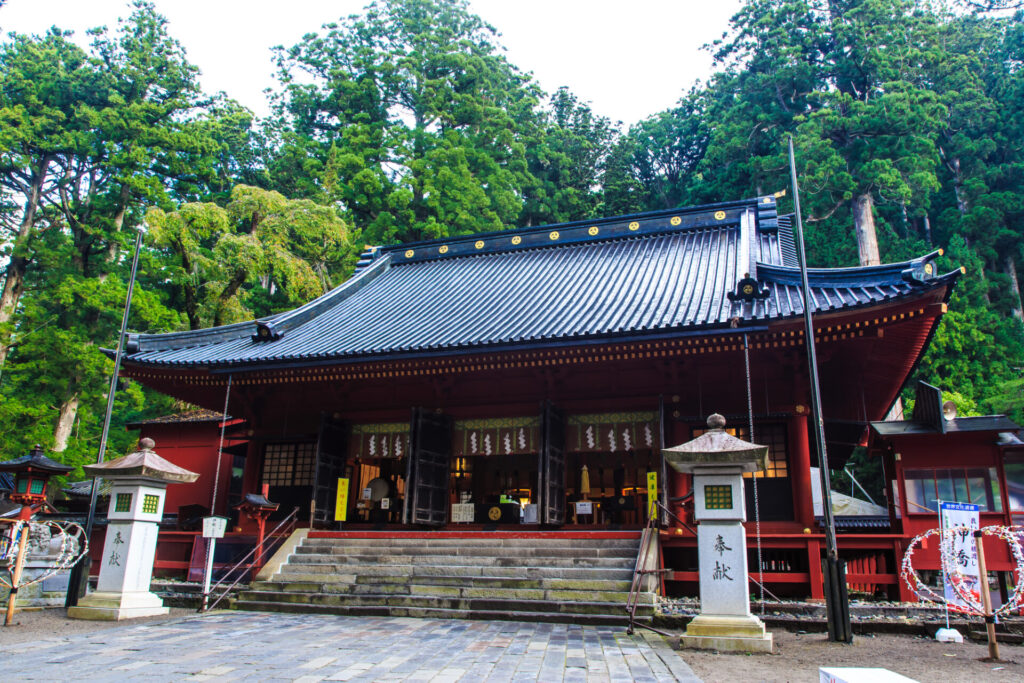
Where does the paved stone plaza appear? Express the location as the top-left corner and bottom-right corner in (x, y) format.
(7, 611), (701, 682)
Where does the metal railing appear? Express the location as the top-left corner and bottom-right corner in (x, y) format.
(625, 500), (787, 636)
(626, 500), (683, 636)
(200, 507), (299, 613)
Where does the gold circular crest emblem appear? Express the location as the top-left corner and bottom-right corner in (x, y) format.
(763, 197), (772, 203)
(714, 211), (726, 220)
(511, 235), (522, 245)
(405, 249), (414, 258)
(488, 506), (502, 521)
(588, 226), (599, 236)
(475, 240), (485, 249)
(924, 263), (934, 275)
(439, 245), (449, 254)
(670, 216), (681, 226)
(743, 284), (754, 294)
(549, 231), (560, 240)
(628, 221), (639, 231)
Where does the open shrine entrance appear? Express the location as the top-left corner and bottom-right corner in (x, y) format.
(336, 408), (663, 528)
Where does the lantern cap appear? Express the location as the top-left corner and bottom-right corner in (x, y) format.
(235, 492), (279, 511)
(84, 439), (199, 483)
(661, 414), (769, 473)
(0, 444), (72, 475)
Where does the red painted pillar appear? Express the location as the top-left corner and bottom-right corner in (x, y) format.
(808, 539), (825, 601)
(671, 470), (691, 525)
(789, 412), (814, 528)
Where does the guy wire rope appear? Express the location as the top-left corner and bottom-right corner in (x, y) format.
(744, 332), (766, 613)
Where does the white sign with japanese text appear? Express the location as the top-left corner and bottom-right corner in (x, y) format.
(451, 503), (474, 523)
(939, 501), (980, 610)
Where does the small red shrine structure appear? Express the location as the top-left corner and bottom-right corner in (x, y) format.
(108, 195), (966, 599)
(868, 381), (1023, 602)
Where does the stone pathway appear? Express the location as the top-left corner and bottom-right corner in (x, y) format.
(8, 611), (700, 682)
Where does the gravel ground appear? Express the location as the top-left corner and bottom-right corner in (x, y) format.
(0, 607), (192, 645)
(683, 629), (1022, 682)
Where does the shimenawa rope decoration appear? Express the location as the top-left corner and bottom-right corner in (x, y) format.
(900, 524), (1024, 616)
(1, 520), (90, 589)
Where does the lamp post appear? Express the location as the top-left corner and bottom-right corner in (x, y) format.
(0, 446), (72, 625)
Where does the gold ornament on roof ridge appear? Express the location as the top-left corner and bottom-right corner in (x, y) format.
(511, 235), (522, 245)
(475, 240), (484, 249)
(549, 231), (560, 240)
(670, 216), (681, 226)
(588, 226), (599, 236)
(405, 249), (414, 258)
(439, 245), (449, 254)
(714, 210), (726, 220)
(629, 221), (640, 231)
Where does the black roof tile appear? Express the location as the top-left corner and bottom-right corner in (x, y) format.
(115, 196), (958, 370)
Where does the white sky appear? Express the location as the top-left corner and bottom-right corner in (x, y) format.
(1, 0), (742, 128)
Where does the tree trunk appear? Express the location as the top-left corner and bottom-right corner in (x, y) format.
(0, 158), (50, 369)
(1006, 255), (1024, 321)
(53, 382), (81, 453)
(852, 193), (881, 266)
(951, 157), (969, 217)
(99, 184), (133, 284)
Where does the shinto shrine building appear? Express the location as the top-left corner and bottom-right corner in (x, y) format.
(111, 195), (962, 599)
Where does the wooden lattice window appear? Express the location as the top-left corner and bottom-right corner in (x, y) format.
(692, 423), (788, 479)
(262, 442), (316, 487)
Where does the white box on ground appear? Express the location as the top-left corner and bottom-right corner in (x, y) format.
(202, 516), (228, 539)
(523, 504), (538, 524)
(820, 667), (918, 683)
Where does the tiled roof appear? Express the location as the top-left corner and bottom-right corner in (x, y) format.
(115, 196), (958, 370)
(127, 408), (230, 427)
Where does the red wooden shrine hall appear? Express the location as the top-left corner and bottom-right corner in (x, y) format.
(105, 195), (971, 599)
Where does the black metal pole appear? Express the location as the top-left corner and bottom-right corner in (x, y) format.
(788, 136), (851, 642)
(65, 228), (144, 608)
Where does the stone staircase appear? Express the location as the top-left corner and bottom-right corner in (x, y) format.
(233, 531), (655, 626)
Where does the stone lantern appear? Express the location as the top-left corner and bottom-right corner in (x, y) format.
(68, 438), (198, 621)
(0, 445), (72, 519)
(662, 413), (773, 653)
(234, 484), (279, 571)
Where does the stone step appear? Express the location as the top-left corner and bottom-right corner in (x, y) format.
(235, 590), (654, 616)
(301, 537), (640, 550)
(286, 554), (634, 569)
(250, 580), (651, 604)
(256, 574), (633, 593)
(232, 599), (648, 627)
(296, 545), (636, 559)
(277, 563), (634, 581)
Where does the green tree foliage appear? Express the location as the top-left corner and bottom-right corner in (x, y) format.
(608, 0), (1024, 422)
(0, 3), (267, 465)
(2, 0), (1024, 480)
(268, 0), (544, 243)
(147, 185), (351, 329)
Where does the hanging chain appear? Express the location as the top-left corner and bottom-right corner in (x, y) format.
(744, 333), (766, 613)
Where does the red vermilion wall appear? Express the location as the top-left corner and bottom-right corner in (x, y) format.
(888, 431), (1014, 572)
(136, 422), (236, 517)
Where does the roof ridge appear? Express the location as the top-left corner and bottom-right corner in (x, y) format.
(383, 197), (770, 266)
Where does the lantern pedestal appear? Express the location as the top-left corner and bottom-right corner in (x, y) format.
(664, 414), (774, 654)
(69, 439), (198, 621)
